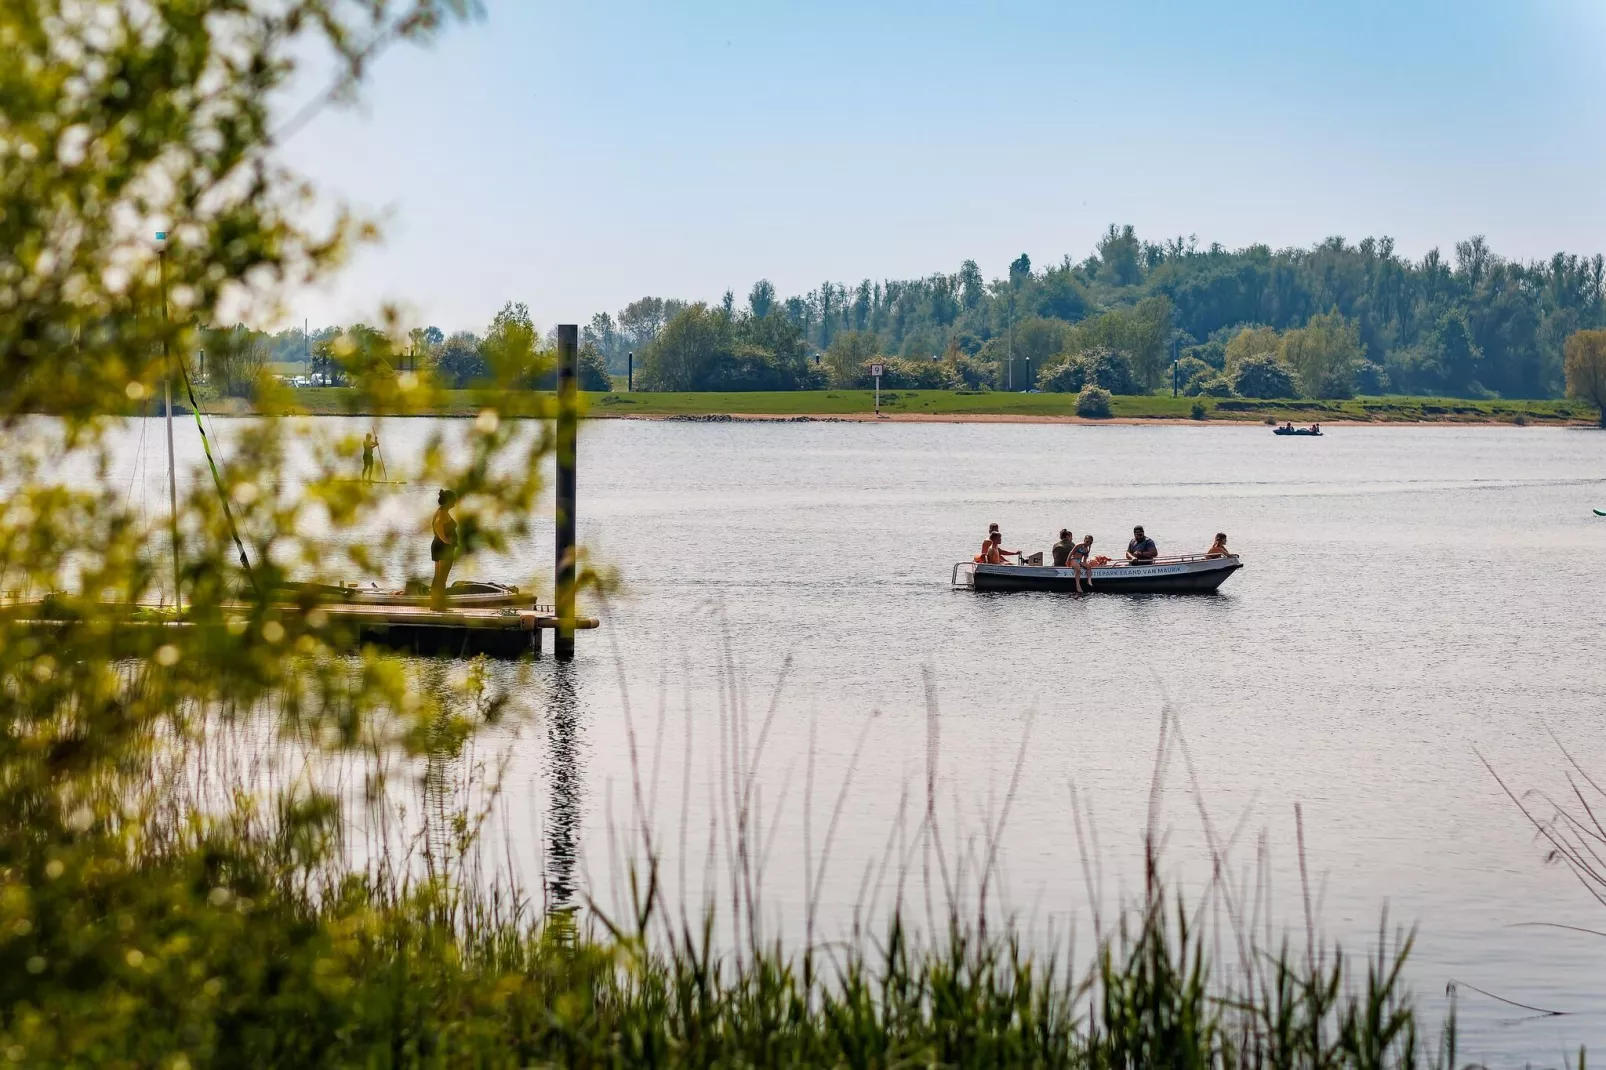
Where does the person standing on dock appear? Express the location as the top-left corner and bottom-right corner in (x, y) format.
(429, 489), (459, 610)
(362, 431), (378, 483)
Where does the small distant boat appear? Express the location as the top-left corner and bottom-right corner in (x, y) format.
(1595, 508), (1606, 517)
(1273, 426), (1322, 437)
(271, 580), (526, 609)
(952, 554), (1242, 594)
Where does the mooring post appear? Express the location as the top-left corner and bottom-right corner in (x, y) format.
(555, 324), (579, 660)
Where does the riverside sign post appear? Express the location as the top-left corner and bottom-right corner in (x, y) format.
(870, 362), (884, 416)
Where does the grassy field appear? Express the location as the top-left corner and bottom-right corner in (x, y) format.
(260, 386), (1598, 424)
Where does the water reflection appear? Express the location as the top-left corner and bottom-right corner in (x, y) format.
(543, 663), (582, 910)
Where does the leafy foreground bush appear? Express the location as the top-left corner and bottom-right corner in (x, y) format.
(0, 733), (1453, 1068)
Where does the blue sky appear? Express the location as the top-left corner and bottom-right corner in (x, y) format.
(279, 0), (1606, 334)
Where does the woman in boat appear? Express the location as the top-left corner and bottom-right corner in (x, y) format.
(362, 431), (378, 483)
(1205, 532), (1229, 558)
(1068, 534), (1093, 593)
(429, 489), (459, 610)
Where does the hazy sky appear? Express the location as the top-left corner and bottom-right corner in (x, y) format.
(278, 0), (1606, 334)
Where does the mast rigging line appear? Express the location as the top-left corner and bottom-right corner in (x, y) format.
(176, 360), (259, 594)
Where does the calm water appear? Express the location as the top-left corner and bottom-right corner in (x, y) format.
(105, 417), (1606, 1062)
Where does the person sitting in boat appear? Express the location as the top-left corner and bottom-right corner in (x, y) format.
(1051, 528), (1076, 567)
(1126, 525), (1158, 563)
(974, 529), (1019, 565)
(1310, 423), (1320, 433)
(429, 489), (460, 610)
(1205, 532), (1229, 558)
(1284, 421), (1295, 432)
(1069, 534), (1093, 593)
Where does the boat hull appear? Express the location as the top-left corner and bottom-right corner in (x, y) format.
(955, 556), (1242, 594)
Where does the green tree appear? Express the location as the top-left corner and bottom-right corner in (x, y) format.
(638, 304), (726, 391)
(1096, 224), (1143, 286)
(1564, 329), (1606, 426)
(1280, 309), (1362, 398)
(579, 343), (613, 392)
(1424, 307), (1484, 395)
(1232, 355), (1298, 399)
(1011, 317), (1065, 370)
(1067, 297), (1172, 390)
(748, 280), (776, 319)
(823, 330), (882, 388)
(201, 324), (271, 399)
(1224, 326), (1281, 373)
(481, 301), (544, 384)
(435, 330), (487, 387)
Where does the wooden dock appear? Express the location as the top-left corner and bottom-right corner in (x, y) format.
(312, 602), (599, 658)
(4, 600), (599, 660)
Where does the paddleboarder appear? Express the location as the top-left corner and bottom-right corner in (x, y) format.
(362, 431), (378, 483)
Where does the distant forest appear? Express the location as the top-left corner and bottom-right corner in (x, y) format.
(255, 227), (1606, 402)
(574, 227), (1606, 400)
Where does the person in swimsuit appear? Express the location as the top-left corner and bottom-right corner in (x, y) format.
(362, 431), (378, 483)
(1205, 532), (1229, 558)
(1069, 534), (1094, 592)
(429, 489), (459, 610)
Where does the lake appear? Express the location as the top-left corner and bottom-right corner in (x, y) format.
(110, 416), (1606, 1063)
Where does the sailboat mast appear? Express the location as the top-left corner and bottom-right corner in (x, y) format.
(159, 234), (180, 613)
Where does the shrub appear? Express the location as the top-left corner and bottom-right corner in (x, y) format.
(1078, 347), (1138, 395)
(947, 355), (997, 389)
(580, 343), (613, 391)
(1187, 375), (1236, 398)
(1037, 359), (1087, 393)
(1191, 401), (1207, 420)
(1355, 360), (1389, 395)
(882, 357), (957, 389)
(1173, 354), (1211, 389)
(1076, 385), (1113, 418)
(1232, 355), (1297, 399)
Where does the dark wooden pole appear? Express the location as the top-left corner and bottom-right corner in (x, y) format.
(627, 350), (633, 391)
(555, 324), (578, 660)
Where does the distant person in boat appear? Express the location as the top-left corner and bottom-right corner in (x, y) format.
(362, 431), (378, 483)
(1205, 532), (1229, 558)
(1069, 534), (1093, 593)
(974, 529), (1019, 565)
(1126, 525), (1158, 563)
(1051, 528), (1076, 567)
(429, 489), (459, 610)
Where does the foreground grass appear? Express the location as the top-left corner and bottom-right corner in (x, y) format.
(256, 387), (1596, 424)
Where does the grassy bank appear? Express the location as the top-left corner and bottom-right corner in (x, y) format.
(249, 387), (1597, 425)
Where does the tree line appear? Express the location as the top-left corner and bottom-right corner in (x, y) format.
(580, 227), (1606, 401)
(199, 305), (612, 398)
